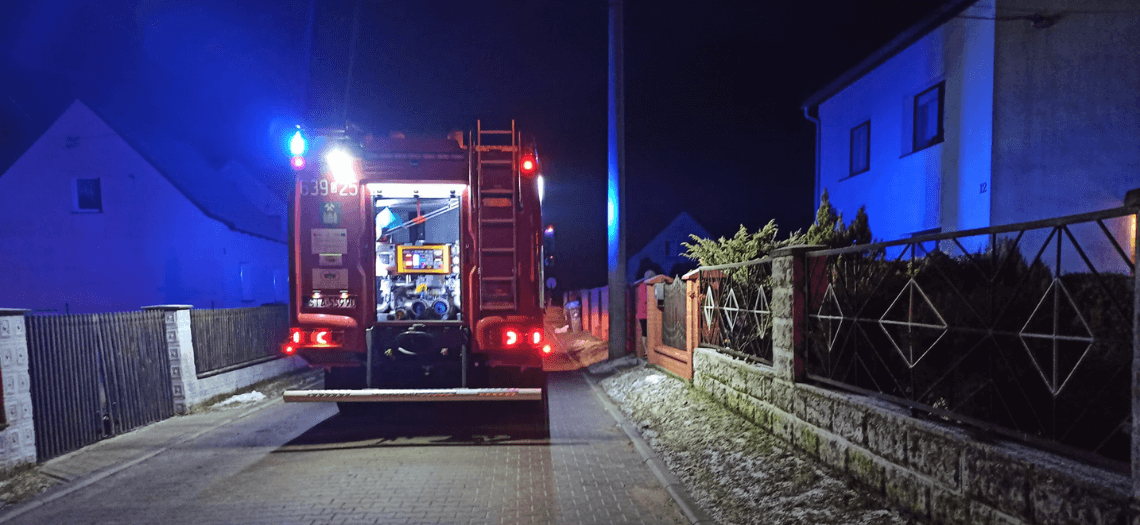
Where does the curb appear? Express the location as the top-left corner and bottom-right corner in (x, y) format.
(580, 366), (718, 525)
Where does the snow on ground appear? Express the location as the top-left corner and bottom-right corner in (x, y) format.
(213, 390), (267, 407)
(600, 364), (923, 525)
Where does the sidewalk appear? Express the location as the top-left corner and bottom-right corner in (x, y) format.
(0, 369), (322, 517)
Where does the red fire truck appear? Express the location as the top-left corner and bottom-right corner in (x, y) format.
(281, 121), (548, 412)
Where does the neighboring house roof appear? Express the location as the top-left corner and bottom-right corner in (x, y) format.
(78, 100), (286, 243)
(218, 159), (286, 218)
(801, 0), (977, 111)
(628, 211), (711, 280)
(633, 211), (711, 255)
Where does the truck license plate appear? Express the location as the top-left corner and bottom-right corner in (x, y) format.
(308, 297), (356, 309)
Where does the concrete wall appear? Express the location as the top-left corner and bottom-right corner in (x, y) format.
(694, 348), (1130, 524)
(0, 311), (36, 470)
(816, 6), (995, 243)
(0, 101), (287, 313)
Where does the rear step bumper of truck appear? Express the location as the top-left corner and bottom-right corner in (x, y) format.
(283, 388), (543, 403)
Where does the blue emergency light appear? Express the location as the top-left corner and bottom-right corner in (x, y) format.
(290, 129), (307, 156)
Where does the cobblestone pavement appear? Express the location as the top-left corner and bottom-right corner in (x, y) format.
(0, 371), (690, 525)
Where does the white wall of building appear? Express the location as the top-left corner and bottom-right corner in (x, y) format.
(816, 10), (995, 243)
(0, 101), (286, 313)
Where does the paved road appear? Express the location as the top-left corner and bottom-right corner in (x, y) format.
(1, 372), (689, 525)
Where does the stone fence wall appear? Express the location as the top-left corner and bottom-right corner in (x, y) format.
(648, 243), (1138, 524)
(0, 311), (35, 471)
(695, 348), (1130, 524)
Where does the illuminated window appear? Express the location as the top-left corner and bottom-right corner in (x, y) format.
(73, 178), (102, 213)
(1131, 215), (1137, 263)
(913, 82), (945, 152)
(849, 121), (870, 176)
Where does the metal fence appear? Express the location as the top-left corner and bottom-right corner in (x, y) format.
(661, 278), (688, 350)
(190, 304), (288, 377)
(26, 310), (173, 461)
(804, 207), (1136, 469)
(698, 259), (775, 365)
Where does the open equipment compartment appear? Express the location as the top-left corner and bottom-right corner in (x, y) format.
(371, 183), (464, 323)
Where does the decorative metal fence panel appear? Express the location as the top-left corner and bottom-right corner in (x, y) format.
(190, 305), (288, 377)
(804, 207), (1136, 468)
(698, 259), (774, 364)
(26, 310), (173, 461)
(661, 278), (688, 349)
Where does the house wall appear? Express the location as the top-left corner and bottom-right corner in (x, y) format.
(817, 10), (995, 243)
(0, 102), (286, 313)
(991, 0), (1140, 272)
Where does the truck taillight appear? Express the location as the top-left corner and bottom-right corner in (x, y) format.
(503, 329), (520, 347)
(498, 327), (545, 350)
(286, 327), (342, 350)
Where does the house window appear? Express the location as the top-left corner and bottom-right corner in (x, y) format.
(913, 82), (945, 152)
(849, 121), (870, 176)
(73, 178), (102, 212)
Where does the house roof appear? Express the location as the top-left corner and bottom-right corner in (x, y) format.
(52, 101), (285, 243)
(126, 129), (286, 243)
(632, 211), (711, 257)
(801, 0), (978, 111)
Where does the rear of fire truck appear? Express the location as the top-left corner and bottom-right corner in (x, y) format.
(281, 122), (549, 412)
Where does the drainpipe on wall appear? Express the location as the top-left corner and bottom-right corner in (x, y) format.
(802, 106), (822, 212)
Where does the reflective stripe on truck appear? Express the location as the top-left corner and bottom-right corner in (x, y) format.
(283, 387), (543, 403)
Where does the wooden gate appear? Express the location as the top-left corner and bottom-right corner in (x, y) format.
(26, 311), (174, 461)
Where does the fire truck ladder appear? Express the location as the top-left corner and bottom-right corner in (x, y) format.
(474, 120), (520, 311)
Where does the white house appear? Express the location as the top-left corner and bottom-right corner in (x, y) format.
(627, 212), (710, 282)
(0, 100), (288, 313)
(802, 0), (1140, 268)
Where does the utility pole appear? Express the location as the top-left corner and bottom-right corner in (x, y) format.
(607, 0), (627, 360)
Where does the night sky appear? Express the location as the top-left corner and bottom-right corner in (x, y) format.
(1, 0), (944, 290)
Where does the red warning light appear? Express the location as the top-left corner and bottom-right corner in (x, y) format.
(283, 344), (296, 355)
(542, 344), (552, 355)
(291, 155), (306, 170)
(529, 329), (543, 346)
(520, 154), (537, 177)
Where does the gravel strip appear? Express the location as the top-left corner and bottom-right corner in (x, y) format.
(601, 364), (924, 525)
